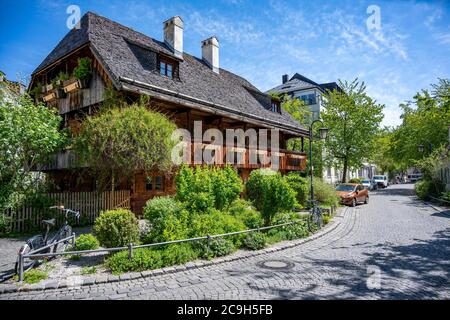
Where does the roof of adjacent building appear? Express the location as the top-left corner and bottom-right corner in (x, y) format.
(267, 73), (341, 96)
(33, 12), (307, 136)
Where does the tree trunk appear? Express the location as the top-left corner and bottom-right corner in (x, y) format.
(342, 157), (348, 183)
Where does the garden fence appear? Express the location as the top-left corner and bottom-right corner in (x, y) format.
(3, 190), (131, 233)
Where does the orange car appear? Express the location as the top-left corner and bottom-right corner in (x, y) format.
(335, 183), (369, 207)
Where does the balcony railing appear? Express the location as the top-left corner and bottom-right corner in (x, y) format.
(38, 144), (306, 172)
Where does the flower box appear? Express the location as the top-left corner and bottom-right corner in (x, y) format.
(43, 91), (57, 102)
(63, 78), (80, 93)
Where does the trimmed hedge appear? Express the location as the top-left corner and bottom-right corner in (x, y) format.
(93, 209), (139, 248)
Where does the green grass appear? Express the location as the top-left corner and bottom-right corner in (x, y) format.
(14, 269), (48, 284)
(81, 266), (97, 275)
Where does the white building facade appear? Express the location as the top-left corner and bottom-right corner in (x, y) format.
(268, 73), (376, 183)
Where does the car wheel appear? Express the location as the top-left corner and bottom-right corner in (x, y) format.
(351, 198), (357, 207)
(364, 196), (369, 204)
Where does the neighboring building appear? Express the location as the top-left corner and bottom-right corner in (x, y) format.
(0, 71), (26, 102)
(267, 73), (375, 183)
(29, 12), (309, 214)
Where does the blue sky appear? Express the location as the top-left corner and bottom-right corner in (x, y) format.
(1, 0), (449, 126)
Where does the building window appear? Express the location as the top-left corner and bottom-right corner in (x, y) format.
(155, 176), (163, 191)
(159, 58), (176, 79)
(145, 176), (153, 191)
(270, 101), (280, 113)
(146, 175), (164, 192)
(298, 94), (317, 105)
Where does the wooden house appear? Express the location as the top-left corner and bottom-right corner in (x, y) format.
(29, 12), (309, 214)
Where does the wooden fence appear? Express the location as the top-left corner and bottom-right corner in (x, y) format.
(3, 190), (131, 233)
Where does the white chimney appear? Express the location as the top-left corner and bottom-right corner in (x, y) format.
(163, 16), (183, 59)
(201, 36), (219, 74)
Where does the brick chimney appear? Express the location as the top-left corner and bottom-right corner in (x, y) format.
(202, 36), (220, 74)
(163, 16), (183, 59)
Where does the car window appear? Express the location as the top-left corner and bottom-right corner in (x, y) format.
(336, 185), (356, 192)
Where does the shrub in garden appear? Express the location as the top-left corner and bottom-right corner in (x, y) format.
(267, 212), (309, 241)
(195, 238), (236, 259)
(143, 196), (189, 243)
(227, 199), (263, 229)
(106, 244), (199, 274)
(93, 209), (139, 248)
(106, 248), (163, 274)
(243, 232), (266, 250)
(415, 179), (434, 200)
(175, 165), (242, 213)
(246, 169), (296, 226)
(308, 177), (338, 207)
(0, 213), (10, 234)
(285, 173), (309, 208)
(189, 210), (245, 243)
(349, 178), (362, 183)
(75, 234), (100, 251)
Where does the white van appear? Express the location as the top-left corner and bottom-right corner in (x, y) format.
(373, 175), (388, 188)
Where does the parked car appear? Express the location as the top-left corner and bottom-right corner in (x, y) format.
(373, 175), (388, 188)
(407, 174), (422, 183)
(335, 183), (369, 207)
(361, 179), (375, 190)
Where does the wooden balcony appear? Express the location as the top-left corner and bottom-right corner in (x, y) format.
(38, 143), (306, 172)
(186, 142), (306, 171)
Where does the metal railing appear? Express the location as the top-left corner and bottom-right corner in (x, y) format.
(17, 220), (304, 282)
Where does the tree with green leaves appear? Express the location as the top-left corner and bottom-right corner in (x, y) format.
(73, 101), (177, 190)
(321, 79), (384, 182)
(390, 79), (450, 169)
(0, 92), (67, 209)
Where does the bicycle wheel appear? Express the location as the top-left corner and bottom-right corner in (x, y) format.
(14, 235), (46, 274)
(52, 226), (73, 254)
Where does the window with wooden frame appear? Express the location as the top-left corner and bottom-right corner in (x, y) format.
(270, 100), (280, 113)
(146, 175), (165, 192)
(159, 55), (178, 79)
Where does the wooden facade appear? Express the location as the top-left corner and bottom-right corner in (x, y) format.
(31, 42), (307, 215)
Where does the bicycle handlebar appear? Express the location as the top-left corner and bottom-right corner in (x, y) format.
(49, 206), (80, 219)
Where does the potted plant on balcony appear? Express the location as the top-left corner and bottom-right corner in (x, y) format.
(73, 57), (92, 89)
(52, 71), (69, 99)
(29, 81), (43, 103)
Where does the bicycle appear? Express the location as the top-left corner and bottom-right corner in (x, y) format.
(307, 200), (323, 232)
(15, 206), (80, 274)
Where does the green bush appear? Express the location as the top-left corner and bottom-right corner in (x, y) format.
(161, 243), (199, 266)
(415, 179), (433, 200)
(246, 169), (296, 226)
(189, 210), (245, 244)
(285, 172), (309, 208)
(143, 197), (189, 243)
(349, 178), (362, 183)
(175, 165), (242, 213)
(323, 215), (331, 225)
(267, 212), (309, 241)
(243, 232), (266, 250)
(75, 234), (100, 251)
(308, 177), (338, 207)
(441, 191), (450, 201)
(106, 248), (163, 274)
(73, 57), (92, 80)
(106, 243), (199, 274)
(195, 238), (235, 259)
(14, 269), (48, 284)
(0, 213), (10, 234)
(227, 199), (263, 229)
(93, 209), (139, 248)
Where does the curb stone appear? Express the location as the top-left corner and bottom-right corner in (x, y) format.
(0, 207), (347, 295)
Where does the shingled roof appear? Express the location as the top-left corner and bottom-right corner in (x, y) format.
(267, 73), (341, 95)
(33, 12), (307, 136)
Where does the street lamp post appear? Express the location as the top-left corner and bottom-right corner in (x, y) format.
(308, 119), (329, 203)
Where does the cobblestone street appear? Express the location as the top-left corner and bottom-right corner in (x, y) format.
(1, 184), (449, 300)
